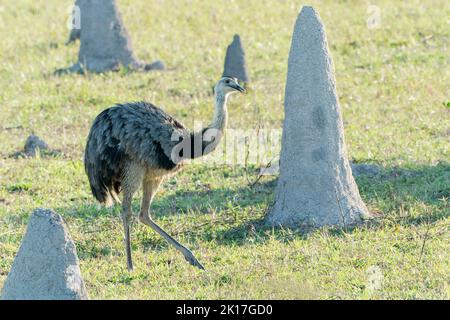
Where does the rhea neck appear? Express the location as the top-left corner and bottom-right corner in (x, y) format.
(189, 88), (230, 159)
(210, 89), (229, 132)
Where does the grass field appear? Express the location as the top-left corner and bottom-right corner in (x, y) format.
(0, 0), (449, 299)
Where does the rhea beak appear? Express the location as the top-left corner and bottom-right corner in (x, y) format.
(232, 82), (246, 93)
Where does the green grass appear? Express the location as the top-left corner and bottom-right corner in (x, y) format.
(0, 0), (449, 299)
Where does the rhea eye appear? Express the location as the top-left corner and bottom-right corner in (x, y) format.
(225, 80), (230, 84)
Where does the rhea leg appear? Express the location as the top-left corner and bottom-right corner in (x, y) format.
(122, 193), (134, 271)
(139, 177), (205, 270)
(121, 162), (144, 272)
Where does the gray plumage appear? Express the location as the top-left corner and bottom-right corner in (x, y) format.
(84, 77), (245, 271)
(84, 102), (184, 204)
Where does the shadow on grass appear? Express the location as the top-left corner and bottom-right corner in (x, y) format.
(168, 161), (449, 246)
(57, 162), (449, 250)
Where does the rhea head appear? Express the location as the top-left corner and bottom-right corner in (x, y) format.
(214, 77), (246, 97)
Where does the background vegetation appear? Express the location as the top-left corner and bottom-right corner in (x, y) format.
(0, 0), (448, 299)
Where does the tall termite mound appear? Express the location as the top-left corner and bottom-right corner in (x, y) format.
(265, 6), (371, 228)
(222, 34), (250, 84)
(61, 0), (164, 74)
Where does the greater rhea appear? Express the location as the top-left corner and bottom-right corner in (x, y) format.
(84, 77), (245, 271)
